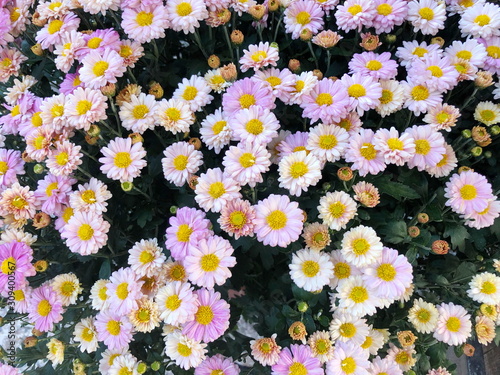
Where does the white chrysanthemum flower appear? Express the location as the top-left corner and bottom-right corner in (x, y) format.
(204, 69), (231, 93)
(341, 225), (383, 268)
(164, 330), (207, 370)
(289, 71), (318, 106)
(156, 281), (198, 326)
(360, 326), (385, 355)
(167, 0), (208, 34)
(459, 2), (500, 39)
(375, 80), (406, 117)
(318, 191), (358, 231)
(278, 151), (322, 197)
(108, 353), (139, 375)
(200, 108), (231, 154)
(155, 98), (194, 134)
(329, 250), (362, 290)
(407, 298), (439, 333)
(172, 75), (214, 112)
(289, 248), (334, 292)
(90, 279), (110, 311)
(306, 124), (349, 164)
(162, 141), (203, 187)
(119, 93), (157, 134)
(433, 302), (472, 346)
(51, 272), (82, 306)
(468, 272), (500, 305)
(329, 313), (370, 345)
(69, 178), (112, 214)
(474, 101), (500, 126)
(73, 317), (99, 353)
(407, 0), (446, 35)
(0, 228), (37, 245)
(308, 330), (334, 363)
(128, 238), (166, 278)
(337, 275), (379, 317)
(46, 338), (65, 366)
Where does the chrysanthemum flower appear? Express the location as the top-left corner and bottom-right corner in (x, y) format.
(376, 79), (406, 116)
(349, 51), (398, 80)
(0, 182), (39, 225)
(73, 317), (99, 353)
(405, 125), (446, 171)
(167, 0), (208, 34)
(462, 199), (500, 230)
(240, 42), (280, 72)
(51, 272), (82, 307)
(425, 143), (457, 178)
(402, 80), (443, 116)
(345, 129), (387, 177)
(335, 0), (375, 33)
(90, 279), (110, 311)
(277, 131), (310, 160)
(35, 11), (80, 49)
(194, 167), (241, 213)
(272, 344), (324, 375)
(423, 103), (461, 132)
(66, 86), (109, 131)
(79, 49), (125, 90)
(128, 238), (166, 278)
(164, 330), (207, 370)
(306, 124), (349, 164)
(46, 338), (65, 366)
(361, 327), (385, 355)
(217, 199), (255, 240)
(373, 126), (416, 167)
(28, 284), (64, 332)
(278, 151), (322, 197)
(118, 39), (144, 68)
(222, 142), (271, 187)
(459, 2), (500, 39)
(407, 0), (446, 35)
(156, 281), (198, 325)
(0, 363), (21, 375)
(98, 348), (129, 375)
(284, 0), (324, 39)
(396, 40), (442, 67)
(231, 106), (280, 146)
(205, 68), (231, 93)
(407, 298), (439, 333)
(199, 108), (231, 154)
(173, 75), (214, 112)
(99, 137), (147, 182)
(254, 194), (304, 247)
(106, 267), (144, 315)
(0, 241), (35, 295)
(368, 356), (403, 375)
(329, 250), (362, 290)
(341, 225), (383, 268)
(433, 302), (472, 346)
(59, 72), (83, 95)
(318, 191), (357, 231)
(301, 222), (331, 251)
(301, 78), (351, 124)
(95, 310), (134, 350)
(337, 275), (379, 317)
(329, 313), (370, 346)
(128, 297), (160, 333)
(155, 98), (195, 134)
(69, 177), (112, 214)
(195, 354), (240, 375)
(352, 181), (380, 208)
(408, 53), (460, 93)
(39, 93), (67, 133)
(80, 0), (120, 14)
(444, 38), (488, 68)
(61, 211), (110, 255)
(387, 343), (416, 372)
(109, 353), (139, 375)
(222, 77), (275, 116)
(35, 173), (75, 217)
(326, 341), (370, 375)
(122, 4), (169, 43)
(467, 272), (500, 305)
(119, 93), (157, 134)
(289, 72), (318, 106)
(289, 248), (333, 292)
(306, 330), (334, 364)
(0, 148), (24, 189)
(475, 315), (496, 345)
(183, 288), (230, 343)
(46, 140), (83, 176)
(340, 73), (382, 116)
(372, 0), (408, 34)
(250, 334), (282, 366)
(162, 141), (203, 187)
(474, 101), (500, 126)
(444, 170), (494, 215)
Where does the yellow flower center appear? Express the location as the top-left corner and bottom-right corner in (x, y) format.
(11, 105), (20, 117)
(176, 2), (193, 16)
(295, 80), (305, 92)
(208, 181), (226, 199)
(395, 351), (410, 364)
(165, 107), (181, 121)
(318, 134), (338, 151)
(245, 119), (264, 135)
(210, 75), (225, 85)
(266, 210), (287, 230)
(116, 282), (129, 300)
(446, 317), (461, 332)
(486, 46), (500, 59)
(339, 322), (356, 338)
(81, 327), (94, 341)
(456, 50), (472, 60)
(329, 202), (346, 218)
(10, 8), (20, 22)
(289, 161), (308, 178)
(229, 211), (246, 228)
(132, 104), (149, 119)
(334, 262), (351, 279)
(480, 110), (495, 122)
(200, 253), (220, 272)
(87, 37), (103, 49)
(239, 94), (256, 108)
(195, 305), (214, 325)
(266, 76), (282, 88)
(32, 112), (43, 127)
(98, 286), (108, 301)
(316, 93), (333, 106)
(348, 84), (366, 98)
(348, 4), (362, 16)
(169, 264), (186, 281)
(436, 153), (448, 167)
(48, 19), (63, 34)
(349, 286), (368, 303)
(177, 343), (192, 357)
(136, 308), (151, 322)
(302, 260), (320, 277)
(481, 281), (497, 295)
(418, 7), (434, 20)
(60, 281), (76, 296)
(80, 190), (96, 204)
(260, 342), (271, 353)
(176, 224), (193, 242)
(75, 100), (92, 116)
(166, 294), (182, 310)
(436, 112), (449, 124)
(459, 184), (477, 200)
(360, 143), (377, 160)
(210, 370), (224, 375)
(139, 250), (154, 264)
(182, 86), (198, 101)
(92, 61), (109, 77)
(341, 357), (357, 374)
(313, 232), (325, 244)
(107, 320), (121, 335)
(377, 3), (392, 15)
(293, 146), (307, 152)
(239, 153), (256, 168)
(11, 196), (27, 209)
(1, 57), (11, 67)
(173, 155), (189, 171)
(379, 89), (393, 105)
(295, 11), (311, 25)
(352, 238), (370, 255)
(416, 308), (431, 322)
(51, 104), (64, 117)
(212, 120), (227, 134)
(251, 51), (267, 63)
(377, 263), (396, 281)
(136, 11), (154, 26)
(73, 76), (81, 86)
(412, 47), (428, 57)
(1, 257), (15, 274)
(474, 14), (490, 26)
(315, 339), (330, 354)
(459, 0), (474, 6)
(62, 207), (73, 223)
(366, 60), (382, 71)
(411, 85), (429, 101)
(114, 152), (132, 168)
(0, 161), (8, 175)
(13, 289), (24, 301)
(427, 65), (443, 78)
(289, 362), (308, 375)
(415, 139), (431, 155)
(77, 224), (94, 241)
(361, 336), (373, 349)
(37, 300), (52, 316)
(120, 45), (133, 58)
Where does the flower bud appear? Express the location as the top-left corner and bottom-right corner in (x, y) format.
(337, 167), (353, 181)
(151, 362), (161, 371)
(32, 12), (46, 27)
(297, 301), (308, 312)
(87, 124), (101, 137)
(207, 55), (221, 69)
(188, 175), (199, 190)
(312, 69), (323, 80)
(230, 30), (244, 45)
(33, 212), (51, 229)
(476, 255), (484, 261)
(491, 125), (500, 135)
(407, 371), (417, 375)
(267, 0), (279, 11)
(137, 362), (147, 374)
(322, 182), (331, 191)
(100, 83), (116, 97)
(475, 71), (494, 88)
(302, 210), (307, 223)
(31, 43), (44, 56)
(463, 343), (475, 357)
(288, 59), (301, 73)
(32, 328), (43, 337)
(462, 129), (472, 138)
(397, 330), (417, 347)
(249, 4), (266, 20)
(149, 82), (164, 99)
(417, 213), (429, 224)
(360, 32), (381, 51)
(431, 37), (445, 47)
(170, 206), (178, 214)
(22, 151), (34, 163)
(220, 63), (237, 82)
(121, 181), (134, 192)
(432, 240), (449, 255)
(458, 166), (472, 173)
(128, 132), (144, 144)
(299, 28), (313, 41)
(189, 137), (202, 150)
(288, 321), (307, 341)
(24, 336), (38, 348)
(85, 135), (98, 145)
(484, 151), (492, 158)
(312, 30), (343, 49)
(34, 260), (48, 273)
(408, 226), (420, 238)
(385, 34), (397, 44)
(471, 146), (483, 156)
(33, 163), (45, 174)
(73, 359), (86, 375)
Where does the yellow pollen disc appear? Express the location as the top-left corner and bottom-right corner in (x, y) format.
(165, 107), (181, 121)
(37, 300), (52, 316)
(411, 85), (429, 101)
(245, 119), (264, 135)
(456, 50), (472, 60)
(48, 19), (63, 35)
(480, 110), (495, 122)
(13, 289), (24, 301)
(195, 305), (214, 325)
(266, 76), (282, 87)
(114, 152), (132, 168)
(266, 210), (287, 230)
(251, 50), (267, 62)
(10, 8), (20, 22)
(120, 45), (132, 58)
(0, 58), (12, 69)
(177, 343), (192, 357)
(239, 152), (256, 168)
(136, 11), (154, 26)
(239, 94), (256, 108)
(295, 11), (311, 25)
(313, 232), (324, 243)
(436, 153), (448, 167)
(92, 61), (109, 77)
(260, 342), (271, 353)
(295, 80), (305, 92)
(418, 7), (434, 20)
(81, 190), (96, 204)
(51, 104), (64, 117)
(417, 308), (431, 322)
(73, 76), (81, 86)
(380, 89), (393, 104)
(11, 196), (27, 209)
(173, 155), (189, 171)
(341, 357), (357, 374)
(212, 121), (226, 135)
(211, 75), (225, 85)
(395, 351), (409, 364)
(139, 250), (154, 264)
(361, 336), (373, 349)
(210, 370), (224, 375)
(98, 286), (108, 300)
(316, 93), (333, 106)
(360, 143), (377, 160)
(116, 282), (129, 300)
(481, 281), (497, 295)
(76, 100), (92, 115)
(109, 353), (120, 366)
(329, 202), (346, 218)
(63, 42), (72, 50)
(348, 84), (366, 98)
(377, 263), (396, 281)
(436, 112), (449, 124)
(81, 327), (94, 341)
(302, 260), (320, 277)
(136, 308), (151, 322)
(289, 161), (308, 178)
(87, 37), (103, 49)
(0, 161), (8, 175)
(200, 253), (220, 272)
(415, 139), (431, 155)
(334, 262), (351, 279)
(77, 223), (94, 241)
(208, 181), (226, 199)
(289, 362), (308, 375)
(366, 60), (382, 71)
(348, 4), (363, 16)
(170, 264), (186, 281)
(49, 2), (62, 10)
(166, 294), (182, 310)
(457, 62), (467, 73)
(340, 322), (357, 338)
(32, 112), (43, 127)
(475, 14), (490, 26)
(377, 3), (392, 15)
(486, 46), (500, 59)
(176, 2), (193, 16)
(351, 238), (370, 255)
(427, 65), (443, 78)
(60, 281), (76, 296)
(1, 257), (15, 274)
(182, 86), (198, 101)
(459, 184), (477, 200)
(132, 104), (149, 119)
(11, 105), (20, 117)
(229, 211), (246, 228)
(412, 47), (428, 57)
(459, 0), (473, 6)
(62, 207), (74, 223)
(387, 137), (404, 151)
(318, 134), (338, 149)
(107, 320), (121, 335)
(446, 317), (461, 332)
(315, 339), (329, 354)
(349, 286), (368, 303)
(176, 224), (193, 242)
(293, 146), (307, 152)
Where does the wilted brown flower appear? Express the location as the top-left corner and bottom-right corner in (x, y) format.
(31, 44), (44, 56)
(128, 132), (144, 144)
(100, 83), (116, 97)
(188, 175), (199, 190)
(189, 137), (202, 150)
(24, 336), (38, 348)
(116, 84), (142, 106)
(463, 343), (475, 357)
(312, 69), (323, 80)
(289, 321), (307, 342)
(475, 71), (494, 88)
(397, 331), (417, 347)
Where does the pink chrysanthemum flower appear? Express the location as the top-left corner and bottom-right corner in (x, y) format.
(335, 0), (376, 32)
(276, 131), (309, 161)
(289, 72), (318, 106)
(395, 40), (442, 68)
(65, 87), (108, 131)
(369, 356), (403, 375)
(459, 2), (500, 39)
(231, 106), (280, 146)
(480, 36), (500, 76)
(433, 302), (472, 346)
(60, 211), (110, 255)
(427, 367), (452, 375)
(332, 113), (363, 135)
(128, 238), (166, 278)
(222, 77), (275, 116)
(156, 281), (198, 325)
(164, 330), (207, 370)
(99, 137), (147, 183)
(218, 199), (256, 239)
(46, 140), (83, 176)
(35, 12), (80, 49)
(122, 4), (169, 43)
(306, 124), (349, 164)
(119, 93), (157, 134)
(195, 354), (240, 375)
(373, 127), (415, 166)
(172, 75), (214, 112)
(405, 125), (446, 171)
(284, 0), (324, 39)
(28, 284), (64, 332)
(408, 53), (460, 93)
(278, 151), (322, 197)
(195, 167), (241, 213)
(106, 267), (144, 315)
(240, 42), (280, 72)
(34, 173), (76, 216)
(118, 39), (144, 68)
(340, 73), (382, 116)
(69, 177), (112, 214)
(349, 51), (398, 80)
(0, 241), (35, 295)
(165, 206), (212, 261)
(423, 103), (461, 132)
(95, 310), (134, 350)
(79, 49), (126, 90)
(39, 94), (67, 133)
(155, 98), (194, 134)
(372, 0), (408, 34)
(76, 29), (121, 60)
(301, 78), (350, 124)
(54, 30), (85, 74)
(162, 141), (203, 187)
(222, 142), (271, 187)
(79, 0), (120, 15)
(444, 170), (494, 215)
(183, 288), (230, 343)
(167, 0), (208, 34)
(0, 363), (21, 375)
(444, 38), (487, 68)
(402, 80), (443, 116)
(0, 182), (39, 224)
(59, 72), (83, 95)
(272, 344), (324, 375)
(318, 191), (358, 231)
(345, 129), (387, 177)
(407, 0), (446, 35)
(254, 194), (304, 247)
(185, 235), (236, 289)
(425, 143), (457, 178)
(462, 199), (500, 230)
(200, 108), (231, 154)
(0, 48), (27, 83)
(0, 148), (24, 188)
(253, 68), (296, 103)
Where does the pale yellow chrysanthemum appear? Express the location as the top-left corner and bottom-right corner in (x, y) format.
(407, 298), (439, 333)
(51, 273), (83, 306)
(474, 101), (500, 126)
(47, 338), (65, 366)
(128, 297), (161, 333)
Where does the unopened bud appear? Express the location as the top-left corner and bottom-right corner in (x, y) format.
(337, 167), (353, 181)
(270, 42), (279, 50)
(322, 182), (331, 191)
(417, 213), (429, 224)
(34, 260), (48, 272)
(121, 181), (134, 192)
(462, 129), (472, 138)
(137, 362), (147, 374)
(128, 132), (143, 144)
(32, 12), (46, 27)
(170, 206), (178, 214)
(230, 30), (244, 45)
(490, 125), (500, 135)
(24, 336), (38, 347)
(188, 175), (199, 190)
(297, 301), (308, 312)
(148, 82), (164, 99)
(475, 71), (494, 88)
(431, 37), (445, 47)
(463, 343), (475, 357)
(477, 255), (484, 261)
(33, 212), (51, 229)
(32, 328), (43, 337)
(484, 151), (492, 158)
(151, 361), (161, 371)
(288, 59), (301, 73)
(408, 226), (420, 238)
(31, 43), (44, 56)
(207, 55), (221, 69)
(189, 137), (202, 150)
(432, 240), (449, 255)
(33, 163), (45, 174)
(299, 28), (313, 41)
(100, 83), (116, 97)
(268, 0), (279, 11)
(471, 146), (483, 156)
(458, 166), (472, 173)
(360, 32), (381, 51)
(312, 69), (323, 80)
(85, 135), (98, 145)
(385, 34), (397, 44)
(220, 63), (238, 82)
(302, 210), (307, 223)
(87, 124), (100, 137)
(248, 4), (266, 20)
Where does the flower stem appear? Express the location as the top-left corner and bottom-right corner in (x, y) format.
(307, 42), (319, 70)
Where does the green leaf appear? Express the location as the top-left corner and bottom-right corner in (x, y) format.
(380, 221), (408, 244)
(453, 262), (476, 282)
(99, 259), (111, 279)
(406, 246), (419, 264)
(443, 224), (470, 252)
(376, 180), (420, 200)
